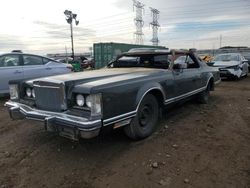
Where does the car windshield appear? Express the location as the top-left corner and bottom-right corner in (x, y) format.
(244, 55), (250, 60)
(214, 54), (239, 61)
(109, 54), (171, 69)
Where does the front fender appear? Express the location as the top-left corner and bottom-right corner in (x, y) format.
(135, 82), (166, 110)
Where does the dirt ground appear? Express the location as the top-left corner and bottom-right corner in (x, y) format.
(0, 77), (250, 188)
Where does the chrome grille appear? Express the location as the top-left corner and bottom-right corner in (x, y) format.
(33, 81), (67, 112)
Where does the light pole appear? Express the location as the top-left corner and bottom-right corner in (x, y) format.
(64, 10), (79, 60)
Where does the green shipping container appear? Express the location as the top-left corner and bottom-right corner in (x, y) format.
(94, 42), (167, 69)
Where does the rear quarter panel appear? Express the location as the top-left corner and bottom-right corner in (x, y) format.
(46, 61), (71, 76)
(200, 63), (219, 87)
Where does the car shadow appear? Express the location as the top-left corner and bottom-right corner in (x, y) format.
(44, 94), (220, 151)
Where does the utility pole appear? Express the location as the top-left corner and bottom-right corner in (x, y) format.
(150, 7), (160, 46)
(64, 10), (79, 60)
(133, 0), (145, 45)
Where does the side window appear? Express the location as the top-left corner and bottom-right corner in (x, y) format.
(188, 54), (200, 68)
(114, 56), (140, 67)
(0, 54), (20, 67)
(186, 56), (197, 68)
(174, 55), (188, 69)
(174, 54), (199, 69)
(43, 58), (52, 64)
(153, 55), (170, 69)
(23, 55), (43, 66)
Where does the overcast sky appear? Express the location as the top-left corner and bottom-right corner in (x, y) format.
(0, 0), (250, 55)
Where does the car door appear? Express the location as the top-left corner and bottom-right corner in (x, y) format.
(22, 54), (46, 80)
(189, 53), (203, 89)
(172, 54), (202, 98)
(0, 54), (23, 94)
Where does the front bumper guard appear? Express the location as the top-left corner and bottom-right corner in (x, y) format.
(5, 101), (102, 140)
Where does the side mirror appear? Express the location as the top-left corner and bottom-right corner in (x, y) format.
(173, 63), (180, 69)
(173, 63), (186, 69)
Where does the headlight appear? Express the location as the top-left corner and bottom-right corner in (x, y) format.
(26, 88), (32, 98)
(86, 94), (102, 116)
(9, 84), (19, 100)
(31, 89), (35, 98)
(76, 94), (85, 106)
(86, 95), (92, 108)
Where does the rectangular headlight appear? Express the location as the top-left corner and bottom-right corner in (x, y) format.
(88, 93), (102, 116)
(9, 84), (19, 100)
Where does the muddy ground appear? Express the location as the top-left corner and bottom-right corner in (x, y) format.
(0, 77), (250, 188)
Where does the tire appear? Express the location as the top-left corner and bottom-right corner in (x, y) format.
(124, 94), (159, 140)
(197, 83), (211, 104)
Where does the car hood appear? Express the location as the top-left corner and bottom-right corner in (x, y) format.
(31, 68), (169, 92)
(212, 61), (240, 67)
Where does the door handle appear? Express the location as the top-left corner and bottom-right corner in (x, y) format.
(14, 70), (22, 74)
(46, 67), (52, 70)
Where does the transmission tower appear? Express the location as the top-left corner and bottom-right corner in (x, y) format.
(133, 0), (145, 45)
(150, 7), (160, 46)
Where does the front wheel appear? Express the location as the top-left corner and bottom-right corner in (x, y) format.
(124, 94), (159, 140)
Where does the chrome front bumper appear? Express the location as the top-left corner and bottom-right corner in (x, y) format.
(5, 101), (102, 140)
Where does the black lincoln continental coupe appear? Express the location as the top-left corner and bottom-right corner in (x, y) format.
(5, 48), (220, 141)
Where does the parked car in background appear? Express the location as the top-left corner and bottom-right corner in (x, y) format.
(54, 57), (73, 64)
(81, 58), (95, 69)
(0, 52), (73, 95)
(5, 48), (220, 141)
(212, 53), (248, 79)
(199, 54), (214, 63)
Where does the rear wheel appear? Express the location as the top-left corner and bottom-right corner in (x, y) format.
(197, 83), (211, 104)
(124, 94), (159, 140)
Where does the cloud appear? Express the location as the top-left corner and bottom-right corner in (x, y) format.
(0, 35), (27, 52)
(1, 0), (249, 53)
(34, 20), (96, 39)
